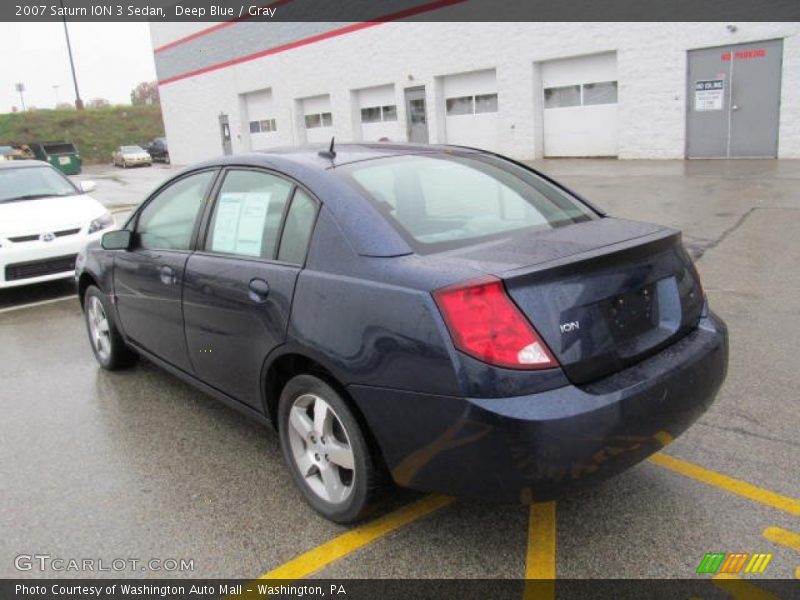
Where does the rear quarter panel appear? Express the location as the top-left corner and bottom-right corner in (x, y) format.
(288, 208), (461, 396)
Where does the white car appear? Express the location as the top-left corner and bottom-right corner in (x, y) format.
(0, 160), (115, 288)
(112, 145), (152, 168)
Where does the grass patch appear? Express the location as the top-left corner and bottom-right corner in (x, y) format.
(0, 105), (165, 165)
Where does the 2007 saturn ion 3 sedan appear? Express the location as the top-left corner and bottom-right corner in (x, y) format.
(76, 144), (728, 523)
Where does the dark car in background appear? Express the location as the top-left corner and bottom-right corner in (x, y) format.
(75, 144), (728, 523)
(145, 137), (169, 163)
(29, 141), (82, 175)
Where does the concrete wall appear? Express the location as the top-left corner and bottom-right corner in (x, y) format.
(151, 22), (800, 164)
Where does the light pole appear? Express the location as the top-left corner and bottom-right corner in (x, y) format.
(15, 83), (26, 111)
(59, 0), (83, 110)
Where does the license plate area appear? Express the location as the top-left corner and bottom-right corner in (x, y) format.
(602, 281), (660, 343)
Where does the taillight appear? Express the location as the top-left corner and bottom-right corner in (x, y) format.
(433, 276), (558, 370)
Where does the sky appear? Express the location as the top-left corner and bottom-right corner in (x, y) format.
(0, 23), (156, 112)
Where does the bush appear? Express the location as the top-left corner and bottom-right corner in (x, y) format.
(0, 104), (165, 164)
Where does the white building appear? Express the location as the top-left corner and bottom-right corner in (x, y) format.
(150, 22), (800, 164)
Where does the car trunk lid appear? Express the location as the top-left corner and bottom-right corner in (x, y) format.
(437, 217), (705, 384)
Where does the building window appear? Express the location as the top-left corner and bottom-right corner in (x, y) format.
(382, 105), (397, 121)
(250, 118), (277, 133)
(361, 105), (398, 123)
(544, 81), (617, 109)
(474, 93), (498, 114)
(361, 107), (381, 123)
(446, 94), (498, 116)
(582, 81), (618, 106)
(446, 96), (474, 116)
(306, 112), (333, 129)
(544, 85), (581, 109)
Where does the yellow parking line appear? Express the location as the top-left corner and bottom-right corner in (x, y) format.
(523, 502), (556, 600)
(763, 527), (800, 553)
(649, 453), (800, 516)
(712, 574), (781, 600)
(259, 494), (454, 580)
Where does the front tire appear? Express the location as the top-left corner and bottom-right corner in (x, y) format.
(84, 285), (137, 370)
(278, 374), (380, 523)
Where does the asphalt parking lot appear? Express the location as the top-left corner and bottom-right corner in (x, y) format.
(1, 159), (798, 592)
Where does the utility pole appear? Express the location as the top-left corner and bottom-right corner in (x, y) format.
(59, 0), (83, 110)
(15, 83), (26, 111)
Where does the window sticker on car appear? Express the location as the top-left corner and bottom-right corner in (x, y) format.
(211, 192), (271, 257)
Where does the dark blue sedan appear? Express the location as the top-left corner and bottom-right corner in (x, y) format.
(76, 143), (728, 523)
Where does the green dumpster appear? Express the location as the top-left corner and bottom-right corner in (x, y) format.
(29, 141), (82, 175)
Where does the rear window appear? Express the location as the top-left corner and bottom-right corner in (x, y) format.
(337, 153), (596, 250)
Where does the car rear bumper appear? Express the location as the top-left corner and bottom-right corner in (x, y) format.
(349, 312), (728, 503)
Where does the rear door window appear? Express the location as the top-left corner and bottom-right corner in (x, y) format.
(205, 169), (294, 259)
(277, 189), (318, 265)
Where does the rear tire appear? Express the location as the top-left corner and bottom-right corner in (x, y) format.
(278, 374), (381, 523)
(84, 285), (137, 370)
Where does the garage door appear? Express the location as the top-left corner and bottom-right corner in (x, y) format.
(443, 69), (500, 152)
(356, 84), (401, 142)
(301, 94), (334, 144)
(541, 52), (619, 157)
(243, 88), (278, 150)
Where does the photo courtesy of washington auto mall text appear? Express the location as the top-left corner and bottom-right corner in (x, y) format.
(13, 583), (344, 598)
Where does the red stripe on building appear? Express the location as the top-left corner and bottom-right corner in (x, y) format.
(157, 0), (467, 85)
(153, 0), (293, 53)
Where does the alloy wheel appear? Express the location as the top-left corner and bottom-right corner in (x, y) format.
(287, 393), (356, 505)
(87, 296), (111, 362)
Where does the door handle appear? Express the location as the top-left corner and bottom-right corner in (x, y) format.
(732, 104), (740, 111)
(248, 278), (270, 302)
(159, 265), (176, 285)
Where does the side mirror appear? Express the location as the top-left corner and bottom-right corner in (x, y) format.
(102, 229), (133, 251)
(80, 180), (96, 193)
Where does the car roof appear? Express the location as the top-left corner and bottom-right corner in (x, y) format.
(190, 142), (483, 173)
(0, 159), (51, 170)
(174, 144), (485, 258)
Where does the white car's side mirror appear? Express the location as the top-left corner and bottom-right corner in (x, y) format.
(80, 180), (97, 193)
